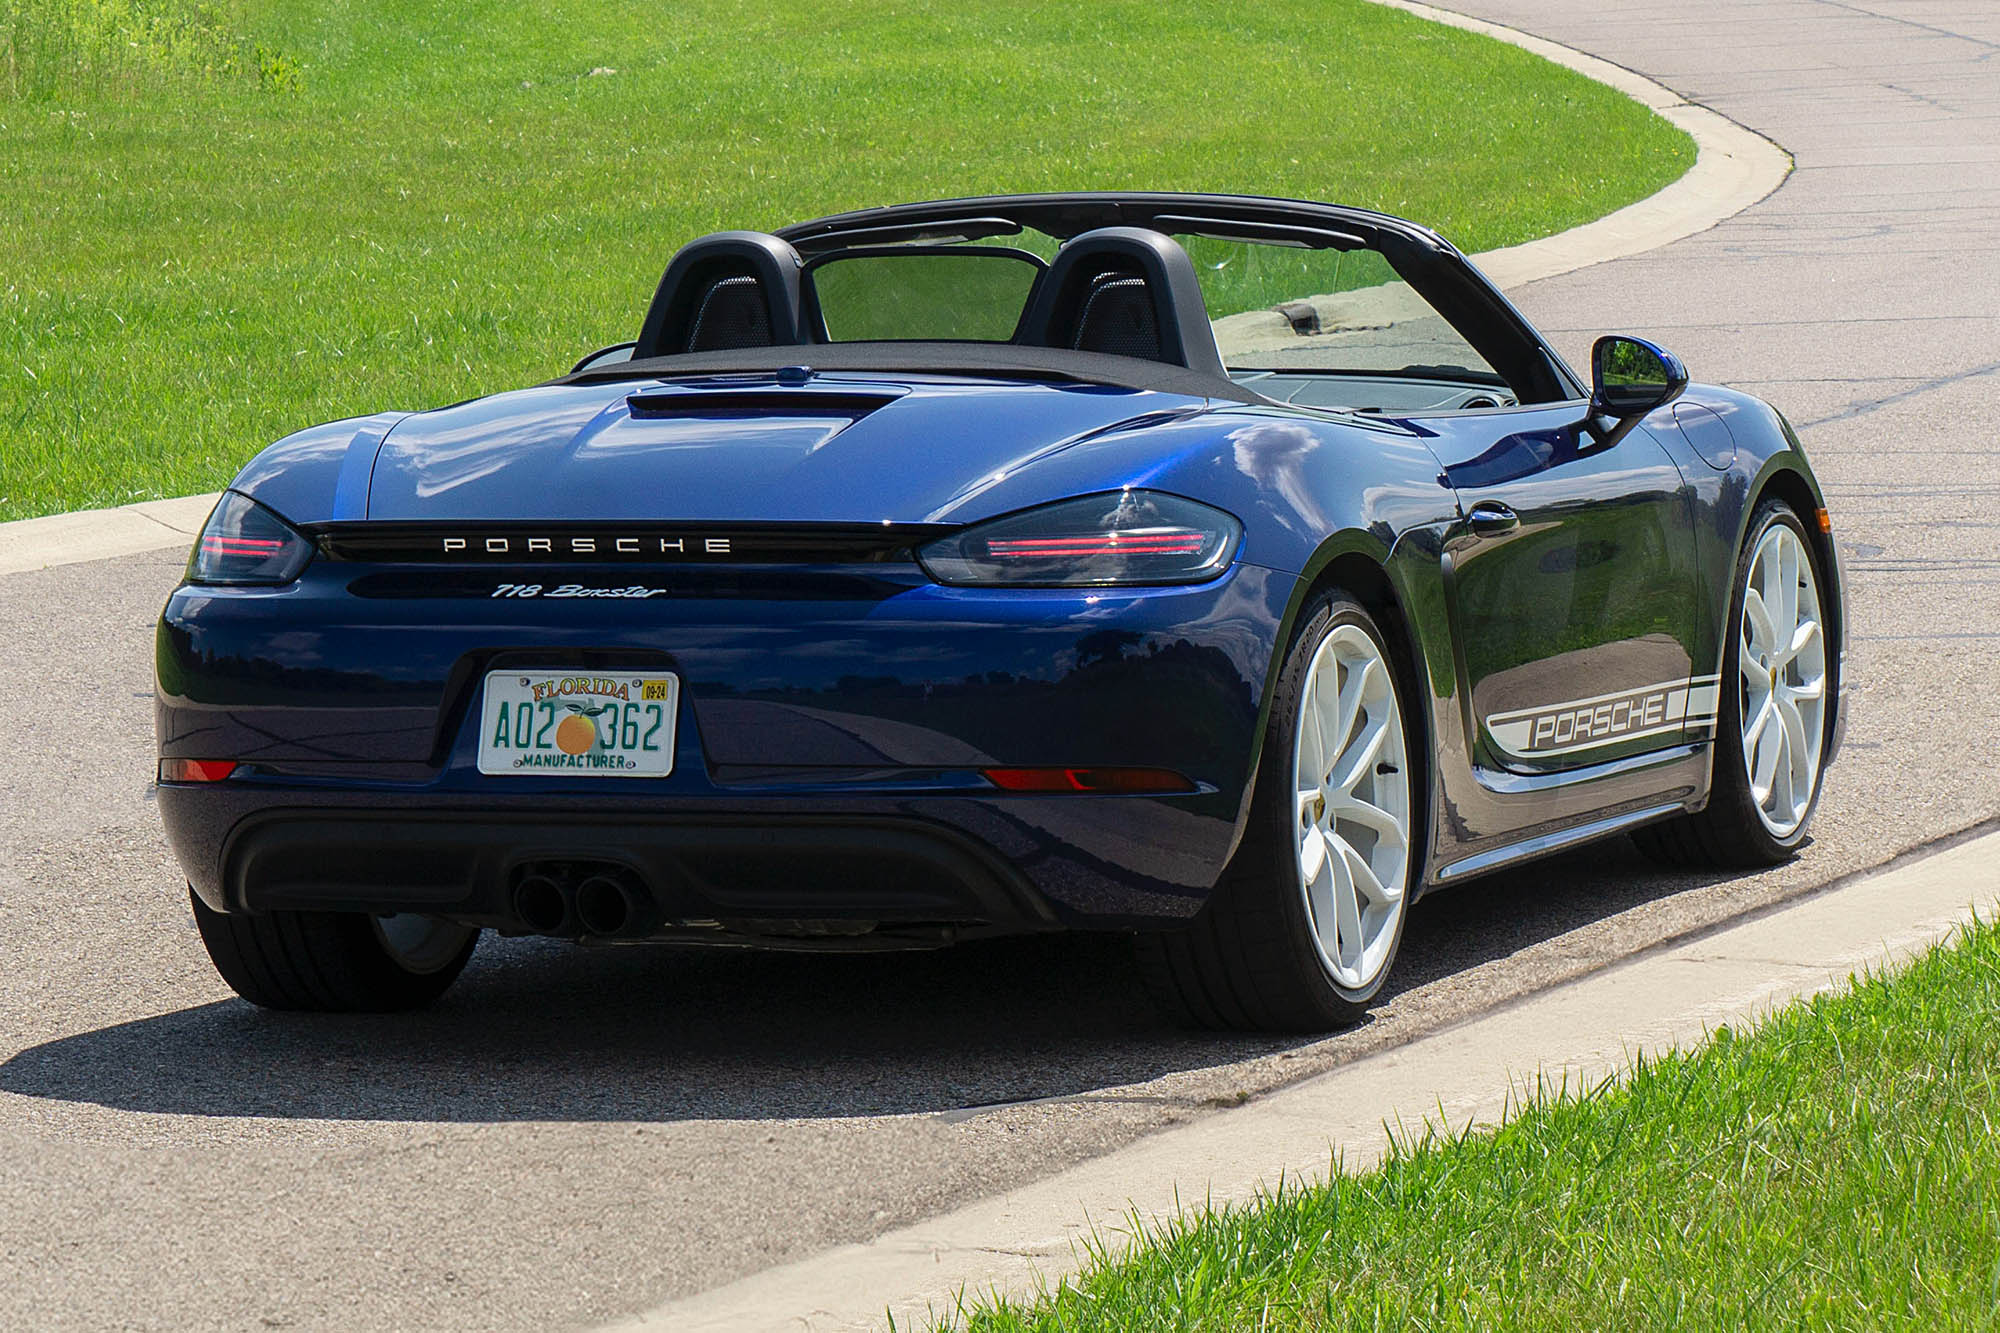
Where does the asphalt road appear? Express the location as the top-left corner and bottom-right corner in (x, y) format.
(5, 3), (1999, 1328)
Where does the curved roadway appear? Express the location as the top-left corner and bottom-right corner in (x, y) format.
(4, 2), (1998, 1326)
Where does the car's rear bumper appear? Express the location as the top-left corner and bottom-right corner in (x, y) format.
(156, 561), (1293, 933)
(184, 802), (1054, 944)
(162, 782), (1246, 938)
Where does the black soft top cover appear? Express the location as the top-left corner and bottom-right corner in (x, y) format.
(561, 340), (1262, 404)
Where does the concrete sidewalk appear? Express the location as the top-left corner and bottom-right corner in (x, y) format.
(619, 827), (2000, 1331)
(0, 493), (216, 579)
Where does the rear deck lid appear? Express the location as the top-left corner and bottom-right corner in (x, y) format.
(361, 374), (1209, 525)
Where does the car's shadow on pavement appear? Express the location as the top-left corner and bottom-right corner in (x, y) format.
(1, 838), (1753, 1122)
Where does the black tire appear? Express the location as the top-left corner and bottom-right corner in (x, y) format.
(1633, 499), (1831, 869)
(189, 888), (478, 1012)
(1136, 592), (1417, 1033)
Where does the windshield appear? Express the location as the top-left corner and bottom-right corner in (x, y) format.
(1175, 234), (1500, 382)
(794, 226), (1516, 412)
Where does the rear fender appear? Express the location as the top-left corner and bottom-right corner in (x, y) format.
(226, 412), (409, 525)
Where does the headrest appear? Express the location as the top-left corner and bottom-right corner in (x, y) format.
(634, 231), (804, 359)
(1014, 227), (1225, 378)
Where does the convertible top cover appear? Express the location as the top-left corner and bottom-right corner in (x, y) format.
(560, 341), (1265, 404)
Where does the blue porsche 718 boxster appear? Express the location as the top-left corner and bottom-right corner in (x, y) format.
(157, 192), (1845, 1030)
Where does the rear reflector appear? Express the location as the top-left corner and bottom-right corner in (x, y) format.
(159, 759), (238, 783)
(982, 766), (1195, 794)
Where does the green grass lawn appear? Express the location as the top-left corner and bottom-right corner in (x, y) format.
(943, 919), (2000, 1331)
(0, 0), (1690, 521)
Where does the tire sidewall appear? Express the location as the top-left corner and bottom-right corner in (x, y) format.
(1711, 501), (1828, 856)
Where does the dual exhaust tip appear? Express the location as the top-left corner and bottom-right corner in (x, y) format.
(512, 865), (656, 939)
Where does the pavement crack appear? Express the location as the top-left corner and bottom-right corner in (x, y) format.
(1811, 0), (2000, 53)
(1798, 360), (2000, 428)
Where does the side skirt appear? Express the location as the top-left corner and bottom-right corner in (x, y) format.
(1427, 742), (1709, 887)
(1433, 799), (1688, 885)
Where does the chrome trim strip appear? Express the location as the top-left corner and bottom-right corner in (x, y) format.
(1473, 742), (1702, 796)
(1434, 800), (1688, 883)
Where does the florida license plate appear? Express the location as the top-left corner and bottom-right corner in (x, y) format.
(476, 670), (679, 776)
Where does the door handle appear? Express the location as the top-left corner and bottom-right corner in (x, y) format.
(1465, 501), (1519, 536)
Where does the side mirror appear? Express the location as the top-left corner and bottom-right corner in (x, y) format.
(568, 341), (637, 375)
(1590, 335), (1687, 420)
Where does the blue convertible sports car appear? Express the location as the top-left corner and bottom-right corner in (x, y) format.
(157, 193), (1846, 1030)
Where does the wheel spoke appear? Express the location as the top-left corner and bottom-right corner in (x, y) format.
(1743, 589), (1777, 658)
(1300, 823), (1330, 890)
(1778, 695), (1812, 814)
(1329, 838), (1363, 969)
(1342, 838), (1399, 907)
(1770, 718), (1795, 819)
(1743, 692), (1777, 749)
(1333, 658), (1375, 759)
(1329, 714), (1388, 793)
(1778, 535), (1801, 636)
(1782, 617), (1821, 667)
(1750, 710), (1782, 805)
(1333, 793), (1405, 846)
(1759, 551), (1785, 647)
(1304, 841), (1338, 943)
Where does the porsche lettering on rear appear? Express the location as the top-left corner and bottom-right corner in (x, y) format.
(441, 535), (733, 555)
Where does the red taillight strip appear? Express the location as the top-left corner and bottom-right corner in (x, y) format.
(985, 533), (1204, 548)
(158, 759), (238, 783)
(199, 536), (286, 554)
(983, 534), (1206, 558)
(983, 766), (1196, 794)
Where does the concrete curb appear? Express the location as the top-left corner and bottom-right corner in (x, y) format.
(0, 493), (218, 579)
(605, 829), (2000, 1333)
(0, 2), (1786, 582)
(1371, 0), (1793, 290)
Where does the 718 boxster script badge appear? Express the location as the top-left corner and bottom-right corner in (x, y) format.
(490, 583), (672, 599)
(475, 671), (679, 776)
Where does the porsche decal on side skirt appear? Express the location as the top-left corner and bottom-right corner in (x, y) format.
(1485, 675), (1721, 760)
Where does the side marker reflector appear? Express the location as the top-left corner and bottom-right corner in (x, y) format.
(1816, 507), (1833, 535)
(159, 759), (238, 783)
(983, 766), (1195, 794)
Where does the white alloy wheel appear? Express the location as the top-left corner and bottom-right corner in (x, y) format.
(1738, 522), (1827, 837)
(1293, 623), (1412, 991)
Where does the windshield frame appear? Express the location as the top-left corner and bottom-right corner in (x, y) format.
(778, 192), (1585, 404)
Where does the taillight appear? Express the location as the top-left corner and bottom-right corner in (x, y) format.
(187, 492), (314, 586)
(917, 491), (1240, 587)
